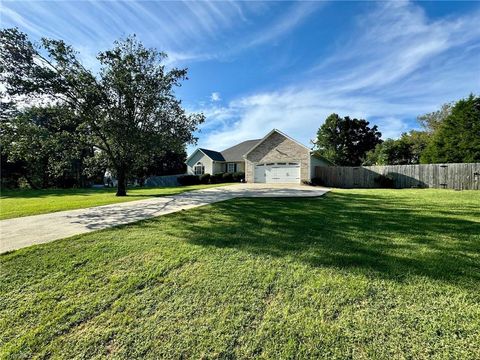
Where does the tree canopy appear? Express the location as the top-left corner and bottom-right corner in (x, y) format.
(417, 102), (453, 133)
(421, 94), (480, 163)
(314, 114), (382, 166)
(318, 95), (479, 167)
(364, 131), (430, 166)
(1, 106), (95, 188)
(1, 28), (204, 195)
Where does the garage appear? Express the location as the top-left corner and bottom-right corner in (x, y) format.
(254, 162), (300, 183)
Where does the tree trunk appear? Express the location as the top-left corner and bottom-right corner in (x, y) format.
(42, 160), (49, 188)
(116, 169), (127, 196)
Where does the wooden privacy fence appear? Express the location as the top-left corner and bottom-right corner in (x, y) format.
(315, 163), (480, 190)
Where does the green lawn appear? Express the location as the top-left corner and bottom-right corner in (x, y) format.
(1, 189), (479, 359)
(0, 184), (226, 220)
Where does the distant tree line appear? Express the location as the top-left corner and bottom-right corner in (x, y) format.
(315, 94), (480, 166)
(0, 28), (204, 195)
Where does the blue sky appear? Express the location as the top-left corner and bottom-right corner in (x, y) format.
(2, 1), (480, 153)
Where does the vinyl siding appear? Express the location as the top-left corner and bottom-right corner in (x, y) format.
(310, 155), (331, 179)
(186, 150), (214, 175)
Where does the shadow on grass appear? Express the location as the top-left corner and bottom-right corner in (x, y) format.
(61, 188), (325, 230)
(0, 187), (180, 199)
(0, 185), (223, 199)
(0, 188), (117, 199)
(166, 191), (480, 287)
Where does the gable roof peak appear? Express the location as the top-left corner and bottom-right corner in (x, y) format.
(242, 128), (310, 158)
(198, 148), (225, 161)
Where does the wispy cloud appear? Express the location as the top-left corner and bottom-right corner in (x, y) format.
(210, 92), (221, 102)
(194, 1), (480, 150)
(244, 1), (323, 48)
(1, 1), (317, 66)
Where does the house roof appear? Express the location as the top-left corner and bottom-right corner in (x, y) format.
(220, 139), (261, 162)
(198, 148), (225, 161)
(187, 129), (313, 164)
(243, 129), (310, 158)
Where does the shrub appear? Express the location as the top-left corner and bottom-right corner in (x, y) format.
(222, 172), (234, 183)
(208, 172), (242, 184)
(310, 177), (324, 186)
(232, 171), (245, 182)
(210, 173), (224, 184)
(199, 173), (211, 184)
(177, 175), (200, 186)
(374, 174), (394, 188)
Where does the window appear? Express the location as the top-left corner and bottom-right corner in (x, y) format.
(277, 162), (286, 165)
(288, 162), (299, 166)
(194, 162), (205, 175)
(227, 163), (236, 173)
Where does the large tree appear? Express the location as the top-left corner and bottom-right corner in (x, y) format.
(134, 150), (188, 183)
(1, 106), (93, 188)
(363, 131), (430, 166)
(314, 113), (382, 166)
(421, 94), (480, 163)
(0, 28), (204, 195)
(417, 102), (452, 133)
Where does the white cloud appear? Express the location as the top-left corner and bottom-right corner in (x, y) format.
(192, 1), (480, 152)
(210, 92), (221, 102)
(244, 2), (323, 48)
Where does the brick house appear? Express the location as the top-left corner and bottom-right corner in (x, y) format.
(185, 129), (331, 184)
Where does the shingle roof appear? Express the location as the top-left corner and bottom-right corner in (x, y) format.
(220, 139), (261, 162)
(199, 148), (225, 161)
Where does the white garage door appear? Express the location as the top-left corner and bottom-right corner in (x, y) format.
(254, 162), (300, 183)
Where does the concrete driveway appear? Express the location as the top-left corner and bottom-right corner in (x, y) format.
(0, 184), (329, 253)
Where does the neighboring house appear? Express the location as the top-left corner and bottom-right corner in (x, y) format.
(186, 129), (331, 183)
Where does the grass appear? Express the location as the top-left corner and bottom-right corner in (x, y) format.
(1, 189), (479, 359)
(0, 184), (226, 220)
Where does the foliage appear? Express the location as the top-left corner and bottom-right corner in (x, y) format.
(374, 174), (395, 188)
(0, 154), (24, 189)
(417, 102), (452, 133)
(315, 113), (382, 166)
(210, 173), (225, 184)
(199, 173), (211, 184)
(81, 151), (109, 184)
(0, 28), (204, 196)
(310, 177), (324, 186)
(221, 172), (234, 182)
(1, 190), (479, 358)
(142, 150), (187, 177)
(177, 175), (200, 186)
(208, 172), (243, 184)
(0, 184), (224, 220)
(0, 106), (95, 188)
(133, 150), (187, 186)
(232, 171), (245, 182)
(363, 131), (430, 165)
(421, 94), (480, 163)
